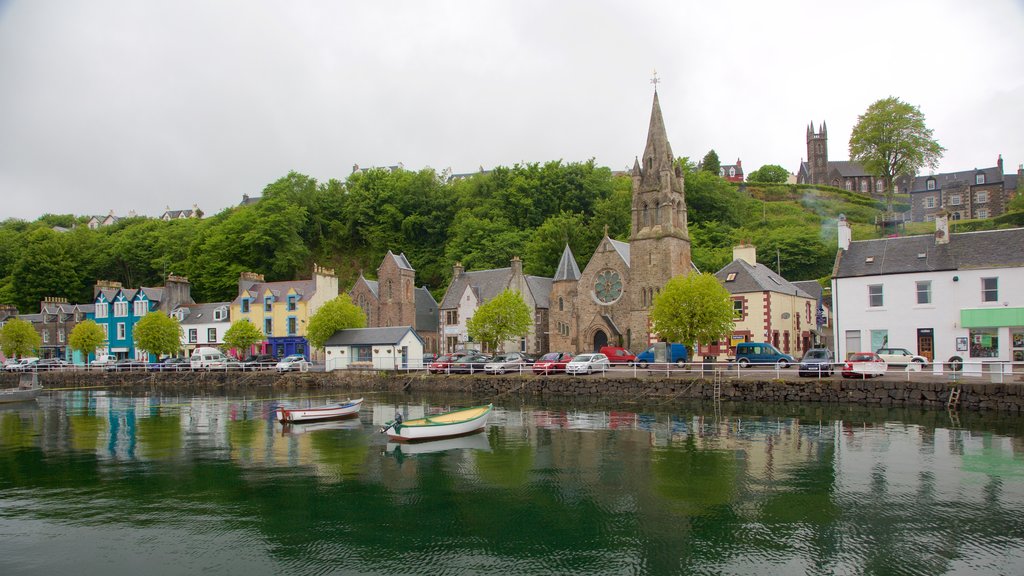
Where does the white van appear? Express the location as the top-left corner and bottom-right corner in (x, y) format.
(190, 347), (227, 369)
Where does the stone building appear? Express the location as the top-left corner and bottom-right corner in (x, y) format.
(796, 122), (886, 195)
(907, 156), (1021, 222)
(349, 251), (440, 354)
(549, 89), (695, 354)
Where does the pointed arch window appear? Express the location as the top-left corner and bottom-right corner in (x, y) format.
(642, 203), (649, 228)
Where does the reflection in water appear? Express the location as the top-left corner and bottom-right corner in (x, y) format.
(1, 391), (1023, 575)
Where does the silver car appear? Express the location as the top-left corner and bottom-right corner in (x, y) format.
(483, 353), (534, 374)
(565, 353), (611, 375)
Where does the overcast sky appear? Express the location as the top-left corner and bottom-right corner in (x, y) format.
(2, 0), (1022, 222)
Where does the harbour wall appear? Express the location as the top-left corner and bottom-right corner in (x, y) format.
(6, 370), (1024, 413)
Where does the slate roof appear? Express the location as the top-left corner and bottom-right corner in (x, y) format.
(908, 166), (1004, 194)
(234, 279), (317, 304)
(834, 227), (1024, 278)
(360, 276), (380, 298)
(716, 259), (812, 298)
(792, 280), (823, 303)
(139, 287), (164, 302)
(553, 245), (581, 281)
(18, 313), (43, 323)
(177, 302), (231, 325)
(325, 326), (423, 347)
(829, 161), (870, 178)
(440, 267), (512, 309)
(609, 239), (630, 267)
(526, 276), (553, 309)
(386, 251), (414, 271)
(415, 287), (439, 332)
(1005, 173), (1018, 192)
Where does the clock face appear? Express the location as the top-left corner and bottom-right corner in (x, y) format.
(594, 270), (623, 303)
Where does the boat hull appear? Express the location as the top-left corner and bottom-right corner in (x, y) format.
(387, 404), (492, 443)
(276, 398), (363, 423)
(0, 384), (43, 404)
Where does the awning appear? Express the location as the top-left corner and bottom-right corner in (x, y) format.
(961, 308), (1024, 328)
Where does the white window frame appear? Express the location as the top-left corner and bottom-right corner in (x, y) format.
(916, 281), (931, 305)
(976, 190), (988, 204)
(982, 277), (998, 302)
(924, 196), (936, 209)
(188, 329), (198, 343)
(113, 301), (128, 317)
(95, 302), (108, 318)
(133, 300), (147, 316)
(977, 208), (989, 219)
(868, 284), (884, 308)
(207, 328), (217, 343)
(926, 179), (936, 190)
(58, 328), (65, 343)
(949, 194), (961, 206)
(976, 173), (986, 185)
(117, 323), (126, 340)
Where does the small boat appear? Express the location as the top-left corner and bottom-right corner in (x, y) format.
(381, 403), (492, 442)
(276, 398), (363, 423)
(0, 374), (43, 404)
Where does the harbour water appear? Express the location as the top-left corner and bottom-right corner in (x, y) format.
(2, 389), (1024, 575)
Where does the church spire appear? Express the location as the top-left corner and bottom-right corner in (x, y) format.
(641, 91), (675, 183)
(553, 244), (581, 282)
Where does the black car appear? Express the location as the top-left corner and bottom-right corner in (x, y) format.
(449, 354), (492, 374)
(35, 358), (71, 372)
(148, 357), (191, 372)
(105, 359), (150, 372)
(798, 348), (834, 377)
(242, 354), (279, 370)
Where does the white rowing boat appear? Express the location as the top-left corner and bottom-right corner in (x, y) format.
(381, 404), (492, 443)
(276, 398), (363, 423)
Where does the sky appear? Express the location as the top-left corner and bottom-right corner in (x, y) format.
(1, 0), (1022, 222)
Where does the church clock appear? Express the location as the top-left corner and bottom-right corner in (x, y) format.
(594, 270), (623, 304)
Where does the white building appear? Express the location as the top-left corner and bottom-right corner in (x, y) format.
(173, 302), (231, 355)
(323, 326), (424, 371)
(831, 213), (1024, 375)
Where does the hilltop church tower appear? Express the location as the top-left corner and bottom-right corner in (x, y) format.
(806, 121), (828, 185)
(626, 89), (693, 346)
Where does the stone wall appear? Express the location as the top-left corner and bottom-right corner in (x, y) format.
(6, 371), (1023, 413)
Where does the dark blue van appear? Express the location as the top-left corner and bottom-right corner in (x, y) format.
(633, 342), (688, 368)
(733, 342), (794, 368)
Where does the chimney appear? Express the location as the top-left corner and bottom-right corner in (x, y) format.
(935, 210), (950, 245)
(93, 279), (123, 298)
(510, 256), (523, 277)
(997, 154), (1004, 175)
(732, 244), (756, 265)
(163, 275), (193, 312)
(837, 214), (852, 251)
(453, 262), (464, 279)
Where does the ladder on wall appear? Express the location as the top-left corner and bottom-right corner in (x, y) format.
(947, 386), (962, 410)
(712, 369), (723, 402)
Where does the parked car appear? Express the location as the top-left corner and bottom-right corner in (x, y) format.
(599, 346), (636, 365)
(212, 358), (245, 371)
(798, 348), (834, 377)
(566, 353), (611, 375)
(3, 358), (22, 371)
(105, 359), (150, 372)
(533, 352), (574, 375)
(276, 354), (311, 373)
(7, 357), (40, 372)
(422, 353), (438, 365)
(483, 352), (534, 374)
(149, 357), (191, 372)
(35, 358), (71, 372)
(634, 343), (688, 368)
(875, 347), (928, 368)
(842, 352), (887, 378)
(90, 355), (113, 368)
(191, 347), (228, 369)
(428, 353), (463, 374)
(241, 354), (279, 370)
(449, 354), (492, 374)
(733, 342), (794, 368)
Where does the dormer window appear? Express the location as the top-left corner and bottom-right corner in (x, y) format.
(287, 295), (297, 311)
(241, 299), (250, 313)
(264, 296), (273, 312)
(926, 178), (936, 190)
(729, 167), (736, 177)
(975, 172), (985, 185)
(214, 307), (227, 321)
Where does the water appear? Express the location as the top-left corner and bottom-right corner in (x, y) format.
(2, 389), (1024, 575)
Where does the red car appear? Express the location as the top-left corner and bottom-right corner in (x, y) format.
(599, 346), (636, 365)
(841, 352), (888, 379)
(533, 352), (574, 375)
(429, 353), (465, 374)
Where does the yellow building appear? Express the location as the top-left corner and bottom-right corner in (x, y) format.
(703, 245), (817, 359)
(230, 265), (338, 360)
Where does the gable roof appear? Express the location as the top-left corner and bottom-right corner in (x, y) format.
(554, 244), (582, 281)
(828, 161), (870, 178)
(415, 287), (439, 332)
(834, 227), (1024, 278)
(325, 326), (423, 347)
(716, 259), (812, 298)
(792, 280), (823, 302)
(232, 279), (317, 305)
(385, 251), (414, 271)
(177, 302), (231, 325)
(608, 238), (630, 267)
(440, 267), (512, 309)
(525, 276), (553, 309)
(907, 166), (1004, 194)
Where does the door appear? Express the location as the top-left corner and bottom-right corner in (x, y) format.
(401, 346), (408, 369)
(593, 330), (608, 352)
(917, 329), (934, 363)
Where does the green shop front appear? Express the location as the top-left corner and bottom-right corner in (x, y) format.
(960, 307), (1024, 373)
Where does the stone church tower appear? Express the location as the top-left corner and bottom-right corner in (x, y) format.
(806, 121), (828, 185)
(626, 89), (693, 347)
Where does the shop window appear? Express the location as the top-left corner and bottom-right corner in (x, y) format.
(969, 328), (998, 358)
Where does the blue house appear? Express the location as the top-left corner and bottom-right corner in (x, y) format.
(89, 277), (194, 361)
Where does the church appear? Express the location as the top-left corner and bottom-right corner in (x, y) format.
(547, 89), (694, 354)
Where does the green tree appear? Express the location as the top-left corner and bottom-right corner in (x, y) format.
(746, 164), (790, 184)
(133, 312), (182, 357)
(701, 149), (721, 175)
(9, 228), (80, 312)
(466, 288), (532, 353)
(649, 273), (734, 358)
(222, 320), (267, 357)
(68, 319), (106, 361)
(849, 96), (945, 211)
(0, 318), (41, 358)
(306, 294), (366, 350)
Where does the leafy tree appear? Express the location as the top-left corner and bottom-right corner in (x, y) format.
(133, 312), (182, 357)
(0, 318), (41, 358)
(849, 96), (945, 211)
(1007, 191), (1024, 213)
(306, 294), (366, 350)
(747, 164), (790, 184)
(523, 211), (590, 277)
(466, 288), (532, 353)
(68, 319), (106, 360)
(701, 150), (721, 175)
(223, 320), (266, 357)
(649, 273), (734, 358)
(9, 228), (80, 312)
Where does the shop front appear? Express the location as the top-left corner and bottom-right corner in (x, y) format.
(961, 308), (1024, 374)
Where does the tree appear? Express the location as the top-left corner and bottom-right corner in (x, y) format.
(68, 319), (106, 361)
(466, 288), (532, 353)
(133, 312), (182, 357)
(222, 320), (267, 357)
(701, 150), (721, 176)
(306, 294), (366, 350)
(849, 96), (945, 211)
(649, 273), (735, 359)
(0, 318), (41, 358)
(746, 164), (790, 184)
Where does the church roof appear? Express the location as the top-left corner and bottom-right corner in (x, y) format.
(609, 239), (630, 267)
(716, 259), (812, 299)
(828, 161), (870, 178)
(415, 286), (439, 332)
(385, 250), (415, 271)
(639, 91), (677, 189)
(553, 245), (581, 281)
